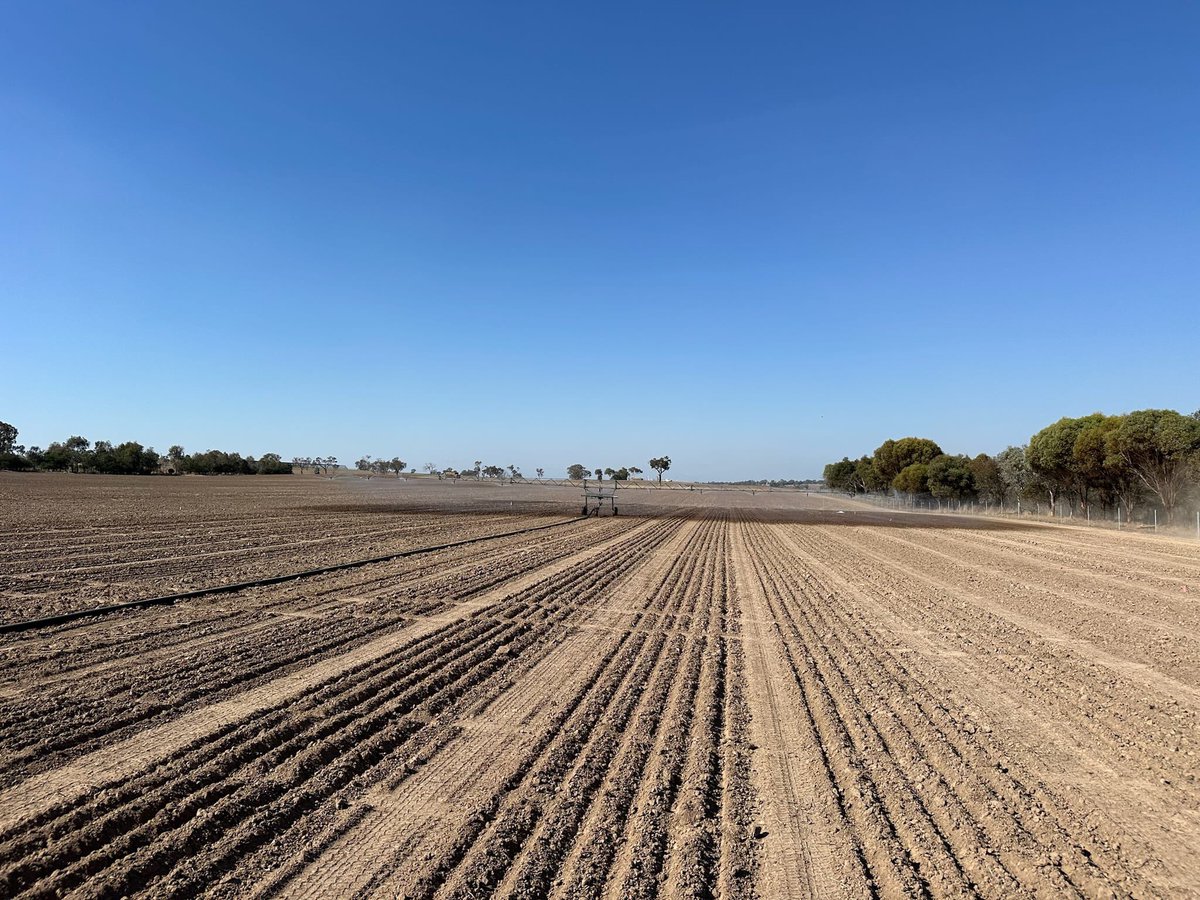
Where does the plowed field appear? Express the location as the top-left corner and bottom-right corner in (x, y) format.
(2, 474), (1199, 898)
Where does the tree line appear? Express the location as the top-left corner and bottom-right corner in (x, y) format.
(0, 422), (296, 476)
(566, 457), (670, 482)
(823, 408), (1200, 522)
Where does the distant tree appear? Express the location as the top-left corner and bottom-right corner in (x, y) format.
(892, 463), (929, 496)
(1073, 416), (1141, 517)
(257, 453), (292, 475)
(483, 464), (504, 478)
(356, 456), (372, 471)
(649, 456), (671, 482)
(508, 464), (521, 479)
(61, 436), (91, 472)
(0, 451), (31, 471)
(872, 438), (942, 484)
(41, 442), (73, 471)
(1028, 414), (1106, 514)
(390, 458), (406, 475)
(926, 455), (976, 502)
(0, 421), (28, 471)
(123, 442), (160, 475)
(474, 460), (482, 477)
(1105, 409), (1200, 522)
(567, 463), (588, 480)
(823, 457), (858, 492)
(91, 441), (115, 472)
(182, 449), (254, 475)
(968, 454), (1006, 504)
(536, 467), (544, 479)
(995, 446), (1033, 501)
(628, 466), (643, 479)
(854, 456), (888, 493)
(0, 421), (17, 454)
(423, 463), (438, 475)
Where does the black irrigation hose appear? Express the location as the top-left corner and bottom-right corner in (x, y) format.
(0, 516), (585, 635)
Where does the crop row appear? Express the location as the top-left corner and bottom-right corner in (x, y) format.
(0, 519), (629, 784)
(739, 518), (1144, 897)
(0, 516), (685, 898)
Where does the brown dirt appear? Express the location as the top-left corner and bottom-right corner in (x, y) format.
(1, 473), (1198, 897)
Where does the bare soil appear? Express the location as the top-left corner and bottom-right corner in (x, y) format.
(1, 472), (1198, 898)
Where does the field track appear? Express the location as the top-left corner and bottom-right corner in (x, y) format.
(1, 474), (1199, 897)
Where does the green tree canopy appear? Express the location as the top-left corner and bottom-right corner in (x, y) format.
(968, 454), (1006, 503)
(927, 455), (976, 501)
(854, 456), (888, 493)
(1105, 409), (1200, 521)
(873, 438), (943, 483)
(1027, 413), (1106, 512)
(649, 456), (672, 481)
(892, 463), (930, 495)
(823, 457), (857, 492)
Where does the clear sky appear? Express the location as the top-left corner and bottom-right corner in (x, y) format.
(4, 2), (1198, 480)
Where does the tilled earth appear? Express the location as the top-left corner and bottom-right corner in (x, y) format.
(1, 474), (1199, 898)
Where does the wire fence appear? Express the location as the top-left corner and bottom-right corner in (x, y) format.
(845, 491), (1200, 539)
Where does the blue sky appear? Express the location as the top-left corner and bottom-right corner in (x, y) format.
(3, 2), (1198, 479)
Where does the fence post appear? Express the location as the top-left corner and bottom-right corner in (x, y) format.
(1117, 505), (1121, 529)
(1154, 509), (1158, 532)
